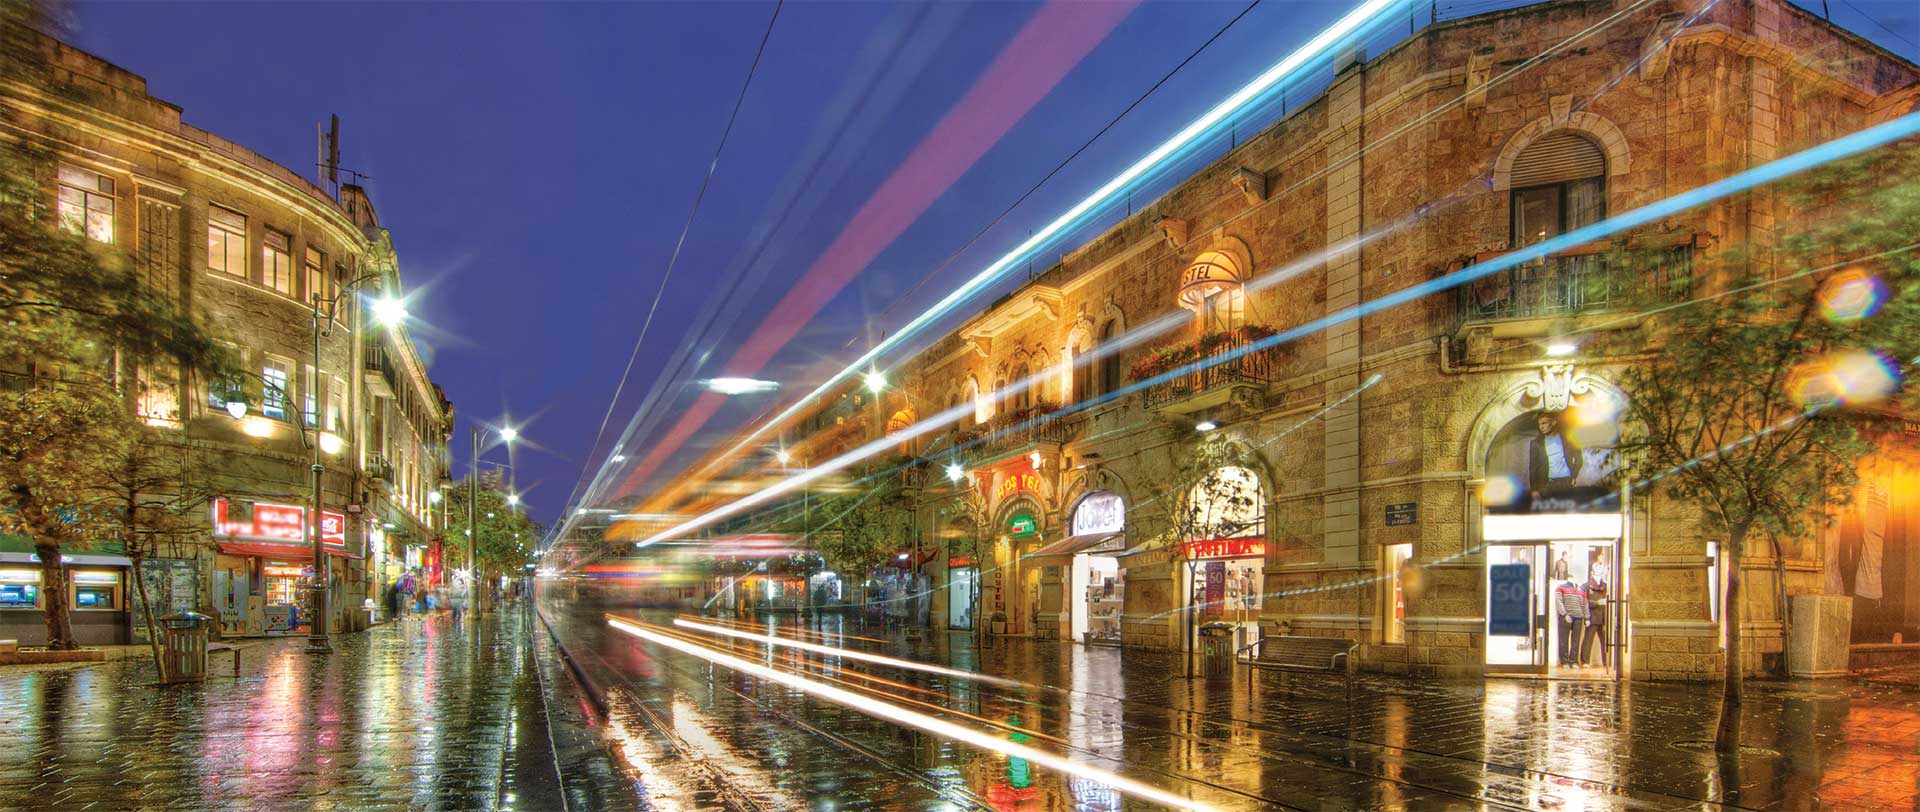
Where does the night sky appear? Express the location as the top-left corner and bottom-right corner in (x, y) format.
(68, 0), (1918, 529)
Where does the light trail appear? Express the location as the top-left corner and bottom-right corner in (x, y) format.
(606, 0), (1419, 504)
(605, 0), (1690, 545)
(668, 616), (1022, 687)
(628, 109), (1920, 550)
(609, 616), (1220, 812)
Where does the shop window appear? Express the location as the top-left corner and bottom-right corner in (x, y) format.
(72, 571), (121, 610)
(207, 205), (247, 277)
(1508, 130), (1607, 248)
(1182, 465), (1265, 540)
(1384, 543), (1412, 644)
(0, 569), (41, 608)
(137, 359), (182, 427)
(57, 165), (115, 243)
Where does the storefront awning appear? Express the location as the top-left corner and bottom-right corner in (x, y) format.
(218, 541), (360, 561)
(0, 551), (132, 568)
(1022, 532), (1124, 567)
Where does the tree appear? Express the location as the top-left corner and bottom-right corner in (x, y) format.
(813, 487), (911, 614)
(1620, 142), (1920, 755)
(0, 2), (239, 649)
(444, 475), (540, 601)
(93, 431), (215, 677)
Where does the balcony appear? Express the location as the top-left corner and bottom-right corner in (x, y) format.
(363, 344), (398, 399)
(952, 401), (1078, 459)
(365, 453), (394, 483)
(1454, 244), (1693, 333)
(1138, 328), (1280, 415)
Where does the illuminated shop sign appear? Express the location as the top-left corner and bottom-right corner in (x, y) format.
(212, 498), (345, 547)
(1008, 512), (1039, 538)
(994, 472), (1041, 502)
(1071, 492), (1125, 536)
(262, 565), (308, 578)
(1181, 538), (1264, 560)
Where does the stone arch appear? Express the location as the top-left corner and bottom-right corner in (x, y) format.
(1061, 466), (1134, 519)
(1464, 369), (1629, 479)
(1173, 434), (1275, 539)
(1491, 111), (1630, 192)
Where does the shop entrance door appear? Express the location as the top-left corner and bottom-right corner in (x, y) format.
(1487, 540), (1620, 678)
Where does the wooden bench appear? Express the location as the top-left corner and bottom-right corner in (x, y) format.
(1240, 635), (1358, 700)
(206, 641), (241, 677)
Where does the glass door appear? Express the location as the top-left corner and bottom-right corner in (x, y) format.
(1486, 543), (1547, 673)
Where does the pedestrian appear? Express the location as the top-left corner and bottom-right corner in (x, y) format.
(448, 577), (468, 623)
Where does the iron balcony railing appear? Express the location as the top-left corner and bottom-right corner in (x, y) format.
(1455, 244), (1693, 328)
(364, 453), (394, 482)
(1141, 332), (1277, 411)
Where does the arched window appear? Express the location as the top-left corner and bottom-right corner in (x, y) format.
(1509, 130), (1607, 248)
(1097, 320), (1122, 395)
(1012, 363), (1032, 414)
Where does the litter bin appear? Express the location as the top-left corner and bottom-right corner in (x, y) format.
(160, 612), (210, 684)
(1199, 621), (1236, 679)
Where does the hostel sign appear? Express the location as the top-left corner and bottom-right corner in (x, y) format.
(993, 472), (1041, 503)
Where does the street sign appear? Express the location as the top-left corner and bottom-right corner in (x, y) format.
(1385, 502), (1417, 526)
(1487, 563), (1531, 636)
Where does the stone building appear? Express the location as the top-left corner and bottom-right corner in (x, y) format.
(0, 32), (453, 645)
(748, 0), (1920, 680)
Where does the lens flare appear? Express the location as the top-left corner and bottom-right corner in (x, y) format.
(1789, 349), (1902, 407)
(1816, 268), (1888, 322)
(1481, 474), (1523, 507)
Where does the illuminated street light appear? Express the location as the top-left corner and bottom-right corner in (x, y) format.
(225, 400), (248, 420)
(428, 490), (442, 504)
(371, 296), (408, 326)
(702, 377), (780, 395)
(945, 462), (966, 483)
(776, 449), (792, 465)
(506, 493), (520, 508)
(1195, 420), (1219, 432)
(1546, 342), (1578, 357)
(863, 369), (886, 394)
(498, 425), (519, 444)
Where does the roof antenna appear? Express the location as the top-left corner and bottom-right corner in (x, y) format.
(316, 114), (372, 200)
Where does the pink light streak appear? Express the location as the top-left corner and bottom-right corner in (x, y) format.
(614, 0), (1139, 501)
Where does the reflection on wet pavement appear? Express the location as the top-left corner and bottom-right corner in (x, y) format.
(549, 602), (1920, 812)
(0, 608), (568, 812)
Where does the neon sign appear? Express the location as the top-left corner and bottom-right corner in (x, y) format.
(994, 472), (1041, 502)
(212, 498), (346, 547)
(1008, 513), (1038, 538)
(1181, 538), (1263, 560)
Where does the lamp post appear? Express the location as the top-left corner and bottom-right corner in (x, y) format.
(470, 425), (518, 615)
(304, 274), (406, 654)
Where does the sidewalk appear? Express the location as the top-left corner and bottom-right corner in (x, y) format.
(0, 607), (592, 812)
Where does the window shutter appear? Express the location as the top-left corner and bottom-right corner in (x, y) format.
(1510, 130), (1607, 188)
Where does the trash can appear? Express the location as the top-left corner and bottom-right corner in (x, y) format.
(1199, 621), (1236, 679)
(160, 612), (210, 684)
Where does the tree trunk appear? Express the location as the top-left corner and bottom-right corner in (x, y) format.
(1769, 535), (1790, 678)
(131, 555), (165, 680)
(1716, 522), (1747, 755)
(34, 540), (76, 650)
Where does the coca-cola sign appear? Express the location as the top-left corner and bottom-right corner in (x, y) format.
(212, 498), (345, 547)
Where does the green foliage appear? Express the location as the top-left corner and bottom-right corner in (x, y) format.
(813, 486), (911, 579)
(443, 477), (541, 573)
(1621, 143), (1920, 544)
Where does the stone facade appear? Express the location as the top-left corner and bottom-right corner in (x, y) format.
(775, 0), (1920, 681)
(1, 32), (453, 642)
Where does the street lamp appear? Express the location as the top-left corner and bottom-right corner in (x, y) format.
(471, 422), (520, 613)
(302, 273), (406, 654)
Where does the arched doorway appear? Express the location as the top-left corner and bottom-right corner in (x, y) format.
(1179, 464), (1267, 651)
(1475, 381), (1627, 679)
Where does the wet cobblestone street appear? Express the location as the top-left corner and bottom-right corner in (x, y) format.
(2, 604), (1916, 811)
(0, 607), (587, 812)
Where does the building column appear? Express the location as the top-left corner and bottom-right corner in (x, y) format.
(1322, 61), (1366, 567)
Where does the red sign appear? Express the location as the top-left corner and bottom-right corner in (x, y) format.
(212, 498), (346, 548)
(991, 472), (1041, 503)
(1181, 538), (1264, 560)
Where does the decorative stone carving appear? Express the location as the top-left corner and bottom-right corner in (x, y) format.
(1155, 216), (1189, 248)
(1229, 167), (1267, 204)
(1523, 362), (1591, 412)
